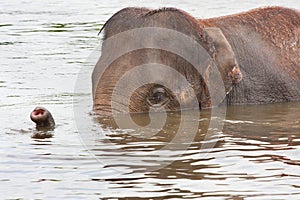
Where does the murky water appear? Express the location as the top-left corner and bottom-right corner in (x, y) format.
(1, 0), (300, 199)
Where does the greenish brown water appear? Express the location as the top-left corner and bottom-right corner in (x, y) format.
(1, 0), (300, 199)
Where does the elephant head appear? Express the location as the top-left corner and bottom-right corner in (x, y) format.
(92, 7), (242, 116)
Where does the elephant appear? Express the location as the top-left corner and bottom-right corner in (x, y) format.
(30, 106), (55, 130)
(92, 6), (300, 116)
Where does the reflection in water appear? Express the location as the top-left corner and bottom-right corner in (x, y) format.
(77, 103), (300, 199)
(77, 102), (300, 199)
(91, 109), (214, 172)
(88, 102), (300, 184)
(225, 102), (300, 146)
(31, 130), (54, 139)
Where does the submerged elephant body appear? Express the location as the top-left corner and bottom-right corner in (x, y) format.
(93, 6), (300, 115)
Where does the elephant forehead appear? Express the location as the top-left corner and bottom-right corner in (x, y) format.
(111, 63), (194, 97)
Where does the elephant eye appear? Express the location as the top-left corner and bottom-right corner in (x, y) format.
(146, 86), (170, 107)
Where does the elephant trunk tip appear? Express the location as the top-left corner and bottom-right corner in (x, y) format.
(30, 106), (55, 130)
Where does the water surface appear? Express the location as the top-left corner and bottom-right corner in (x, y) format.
(1, 0), (300, 199)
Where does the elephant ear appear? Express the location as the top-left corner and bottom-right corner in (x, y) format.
(204, 28), (242, 93)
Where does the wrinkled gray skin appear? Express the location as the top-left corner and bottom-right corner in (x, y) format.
(93, 6), (300, 116)
(30, 106), (55, 130)
(202, 6), (300, 105)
